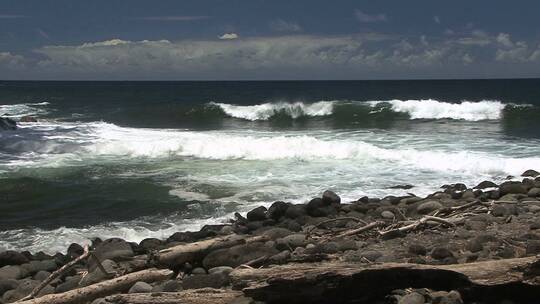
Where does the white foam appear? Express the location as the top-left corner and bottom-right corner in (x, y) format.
(368, 99), (506, 121)
(210, 101), (334, 120)
(4, 122), (540, 177)
(0, 102), (50, 118)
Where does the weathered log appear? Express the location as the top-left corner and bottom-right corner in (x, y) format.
(230, 257), (540, 304)
(102, 288), (244, 304)
(152, 234), (269, 268)
(17, 268), (173, 304)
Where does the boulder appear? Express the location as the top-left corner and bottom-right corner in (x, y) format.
(202, 242), (278, 269)
(0, 279), (18, 295)
(522, 169), (540, 177)
(0, 265), (27, 280)
(33, 270), (51, 282)
(408, 244), (427, 256)
(322, 190), (341, 205)
(381, 210), (395, 219)
(499, 181), (528, 195)
(89, 238), (133, 271)
(474, 180), (498, 189)
(275, 234), (307, 250)
(55, 275), (81, 293)
(528, 188), (540, 197)
(138, 238), (163, 252)
(0, 251), (29, 267)
(430, 247), (454, 260)
(0, 117), (16, 130)
(416, 201), (443, 215)
(526, 240), (540, 255)
(246, 206), (267, 221)
(66, 243), (84, 259)
(21, 260), (58, 274)
(284, 204), (306, 219)
(398, 292), (425, 304)
(306, 198), (326, 217)
(267, 201), (289, 220)
(79, 259), (118, 286)
(128, 281), (152, 293)
(208, 266), (234, 276)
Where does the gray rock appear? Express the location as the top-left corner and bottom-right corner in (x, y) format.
(182, 273), (229, 289)
(322, 190), (341, 205)
(247, 206), (267, 221)
(79, 259), (118, 286)
(526, 240), (540, 254)
(208, 266), (234, 276)
(21, 260), (57, 275)
(202, 242), (278, 269)
(0, 251), (29, 267)
(430, 247), (454, 260)
(128, 281), (152, 293)
(522, 169), (540, 177)
(491, 205), (508, 217)
(90, 238), (133, 271)
(33, 270), (51, 282)
(0, 266), (27, 280)
(336, 239), (357, 251)
(528, 188), (540, 197)
(158, 280), (182, 292)
(269, 251), (291, 264)
(417, 201), (443, 215)
(398, 292), (425, 304)
(55, 275), (82, 293)
(400, 196), (423, 205)
(499, 181), (528, 195)
(191, 267), (207, 275)
(262, 227), (293, 240)
(284, 204), (306, 219)
(408, 244), (427, 256)
(0, 279), (18, 295)
(381, 210), (395, 219)
(275, 234), (306, 250)
(359, 250), (383, 261)
(66, 243), (84, 259)
(321, 242), (339, 254)
(474, 180), (498, 189)
(267, 201), (289, 220)
(138, 238), (163, 252)
(306, 198), (327, 217)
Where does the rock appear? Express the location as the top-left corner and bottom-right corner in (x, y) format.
(90, 238), (133, 271)
(466, 239), (483, 253)
(208, 266), (234, 276)
(359, 250), (383, 261)
(474, 180), (498, 189)
(284, 204), (306, 219)
(400, 196), (422, 205)
(522, 169), (540, 177)
(0, 279), (18, 295)
(526, 240), (540, 254)
(381, 210), (395, 219)
(159, 280), (182, 292)
(399, 292), (425, 304)
(267, 201), (289, 220)
(0, 251), (29, 267)
(528, 188), (540, 197)
(408, 244), (427, 256)
(55, 275), (81, 293)
(66, 243), (84, 259)
(0, 117), (16, 130)
(430, 247), (454, 260)
(21, 259), (58, 274)
(0, 265), (27, 280)
(461, 190), (476, 200)
(276, 234), (307, 250)
(79, 259), (118, 286)
(491, 205), (508, 217)
(138, 238), (163, 252)
(128, 281), (152, 293)
(247, 206), (267, 221)
(33, 270), (51, 282)
(388, 184), (414, 190)
(269, 251), (291, 264)
(262, 228), (293, 240)
(499, 181), (528, 195)
(322, 190), (340, 205)
(417, 201), (443, 215)
(182, 273), (229, 289)
(306, 198), (327, 217)
(464, 220), (487, 231)
(191, 267), (206, 275)
(336, 239), (358, 251)
(202, 242), (278, 269)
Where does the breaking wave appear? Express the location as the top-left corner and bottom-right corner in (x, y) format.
(209, 101), (334, 121)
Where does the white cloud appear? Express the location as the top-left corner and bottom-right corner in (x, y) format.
(354, 10), (387, 23)
(434, 16), (441, 24)
(0, 52), (26, 69)
(219, 33), (238, 40)
(496, 33), (514, 47)
(269, 19), (302, 32)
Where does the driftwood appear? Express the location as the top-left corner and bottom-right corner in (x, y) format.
(230, 257), (540, 304)
(152, 234), (269, 267)
(102, 288), (244, 304)
(17, 268), (173, 304)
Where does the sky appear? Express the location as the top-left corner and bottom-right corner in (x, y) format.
(1, 0), (540, 80)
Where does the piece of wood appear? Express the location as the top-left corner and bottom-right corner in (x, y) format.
(335, 221), (385, 238)
(230, 257), (540, 304)
(102, 289), (244, 304)
(17, 268), (173, 304)
(152, 234), (269, 267)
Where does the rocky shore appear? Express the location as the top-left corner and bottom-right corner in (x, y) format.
(1, 170), (540, 304)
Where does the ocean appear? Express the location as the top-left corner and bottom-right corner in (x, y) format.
(1, 79), (540, 253)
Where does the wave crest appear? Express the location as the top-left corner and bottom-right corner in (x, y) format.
(367, 99), (506, 121)
(210, 101), (334, 121)
(0, 102), (50, 119)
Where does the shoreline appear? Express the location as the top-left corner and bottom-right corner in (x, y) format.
(0, 170), (539, 303)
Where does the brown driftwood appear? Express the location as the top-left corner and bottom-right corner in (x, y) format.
(230, 257), (540, 304)
(152, 234), (269, 267)
(17, 268), (173, 304)
(102, 288), (244, 304)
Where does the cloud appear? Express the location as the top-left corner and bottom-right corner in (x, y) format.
(354, 10), (387, 23)
(0, 14), (27, 19)
(434, 16), (441, 24)
(134, 16), (210, 22)
(269, 19), (302, 32)
(0, 52), (26, 69)
(218, 33), (238, 40)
